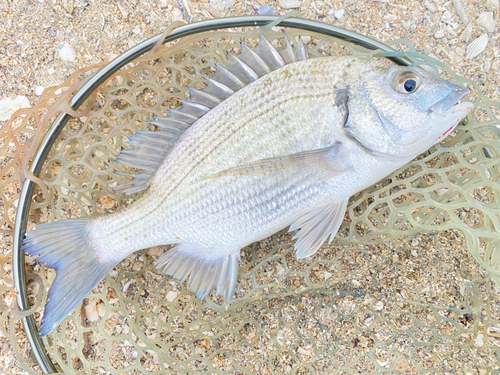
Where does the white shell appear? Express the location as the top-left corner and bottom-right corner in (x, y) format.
(424, 0), (436, 13)
(460, 23), (473, 42)
(278, 0), (302, 8)
(487, 0), (499, 11)
(466, 34), (488, 59)
(0, 95), (31, 121)
(477, 12), (495, 33)
(57, 42), (76, 62)
(209, 0), (236, 11)
(453, 0), (470, 25)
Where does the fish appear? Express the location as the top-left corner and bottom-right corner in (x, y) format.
(23, 33), (474, 336)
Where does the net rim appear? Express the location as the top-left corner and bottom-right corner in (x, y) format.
(11, 15), (410, 374)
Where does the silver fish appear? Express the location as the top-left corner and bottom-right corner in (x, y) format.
(23, 34), (473, 335)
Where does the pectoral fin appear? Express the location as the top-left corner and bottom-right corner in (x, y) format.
(290, 199), (349, 259)
(208, 142), (348, 183)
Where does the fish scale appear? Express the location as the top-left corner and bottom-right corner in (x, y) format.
(23, 34), (473, 336)
(91, 58), (347, 241)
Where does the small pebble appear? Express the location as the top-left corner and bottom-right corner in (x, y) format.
(460, 23), (473, 42)
(452, 0), (470, 25)
(375, 301), (384, 310)
(434, 29), (445, 38)
(166, 291), (178, 302)
(487, 0), (499, 11)
(324, 271), (332, 280)
(441, 10), (452, 22)
(279, 0), (301, 8)
(62, 0), (74, 14)
(475, 333), (484, 347)
(275, 263), (285, 276)
(209, 0), (236, 11)
(172, 8), (183, 21)
(0, 95), (31, 121)
(133, 25), (141, 35)
(97, 301), (106, 317)
(252, 2), (277, 15)
(424, 0), (436, 13)
(334, 9), (345, 19)
(35, 86), (45, 96)
(122, 280), (132, 292)
(477, 12), (495, 33)
(146, 247), (163, 256)
(384, 14), (396, 22)
(83, 300), (100, 322)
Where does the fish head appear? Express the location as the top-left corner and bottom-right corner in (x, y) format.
(344, 60), (474, 160)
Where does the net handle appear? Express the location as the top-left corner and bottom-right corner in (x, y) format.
(12, 15), (410, 374)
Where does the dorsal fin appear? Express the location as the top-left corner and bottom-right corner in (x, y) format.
(256, 33), (286, 70)
(295, 36), (309, 61)
(199, 74), (234, 100)
(187, 87), (221, 108)
(239, 42), (271, 77)
(114, 33), (310, 194)
(225, 51), (259, 85)
(279, 31), (297, 64)
(211, 63), (245, 91)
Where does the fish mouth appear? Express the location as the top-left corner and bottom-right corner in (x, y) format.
(428, 86), (470, 114)
(430, 86), (474, 141)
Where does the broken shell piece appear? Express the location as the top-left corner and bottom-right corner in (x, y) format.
(460, 23), (473, 42)
(466, 34), (488, 60)
(487, 0), (499, 11)
(57, 42), (76, 62)
(83, 299), (100, 322)
(477, 12), (495, 33)
(279, 0), (302, 8)
(452, 0), (470, 25)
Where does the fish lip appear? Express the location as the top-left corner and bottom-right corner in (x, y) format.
(428, 86), (470, 114)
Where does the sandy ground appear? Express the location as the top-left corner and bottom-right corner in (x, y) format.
(1, 0), (499, 374)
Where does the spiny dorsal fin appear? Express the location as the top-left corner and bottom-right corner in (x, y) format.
(279, 31), (297, 64)
(295, 36), (309, 61)
(239, 41), (271, 77)
(114, 33), (310, 194)
(225, 51), (259, 85)
(256, 33), (286, 71)
(211, 62), (245, 91)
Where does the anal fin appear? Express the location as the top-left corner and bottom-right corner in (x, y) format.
(156, 246), (240, 300)
(290, 199), (349, 259)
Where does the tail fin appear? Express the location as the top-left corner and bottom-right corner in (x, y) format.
(23, 218), (117, 336)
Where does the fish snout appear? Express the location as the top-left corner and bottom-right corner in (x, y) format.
(428, 86), (470, 114)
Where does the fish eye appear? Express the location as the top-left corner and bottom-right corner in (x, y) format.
(403, 79), (417, 92)
(393, 71), (421, 94)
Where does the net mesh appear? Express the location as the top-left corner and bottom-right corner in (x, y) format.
(1, 25), (500, 374)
